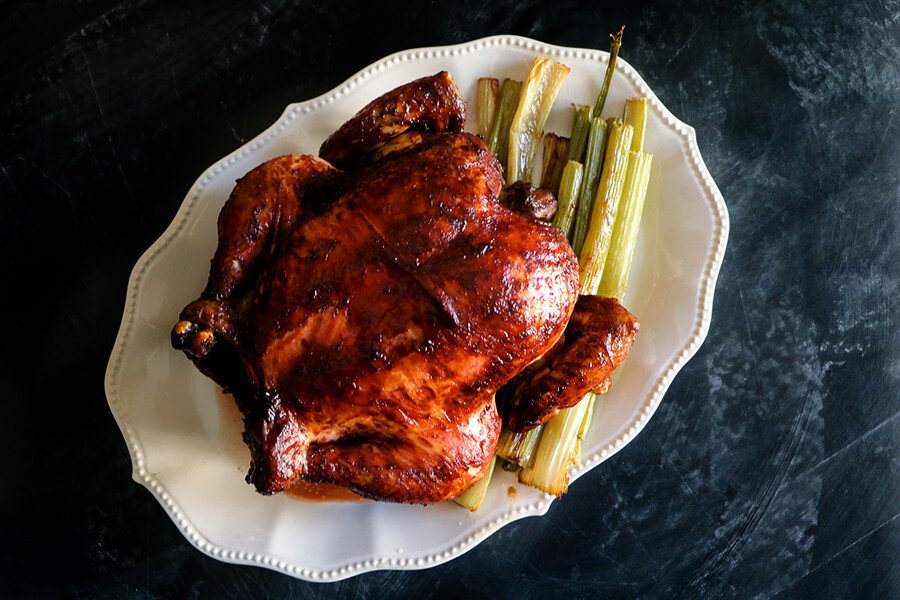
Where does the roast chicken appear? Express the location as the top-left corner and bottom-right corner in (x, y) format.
(172, 72), (639, 504)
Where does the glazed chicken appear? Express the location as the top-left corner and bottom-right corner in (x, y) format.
(172, 72), (638, 504)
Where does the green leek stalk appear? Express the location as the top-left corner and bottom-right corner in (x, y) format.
(596, 151), (653, 299)
(570, 103), (650, 464)
(517, 402), (591, 495)
(593, 26), (625, 118)
(552, 160), (585, 238)
(477, 78), (500, 139)
(487, 79), (523, 167)
(623, 97), (647, 153)
(495, 428), (543, 469)
(578, 119), (634, 294)
(571, 392), (596, 462)
(507, 56), (571, 184)
(570, 117), (608, 253)
(567, 104), (593, 162)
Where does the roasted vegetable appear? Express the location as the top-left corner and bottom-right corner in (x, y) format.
(477, 77), (500, 138)
(487, 79), (523, 166)
(567, 104), (594, 162)
(578, 119), (634, 294)
(570, 117), (608, 253)
(593, 26), (625, 118)
(508, 57), (571, 183)
(597, 151), (653, 299)
(540, 133), (571, 196)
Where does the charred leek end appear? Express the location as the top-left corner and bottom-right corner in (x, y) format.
(518, 399), (592, 495)
(593, 26), (625, 118)
(596, 151), (653, 299)
(540, 133), (561, 189)
(507, 56), (571, 184)
(570, 117), (608, 253)
(578, 119), (633, 294)
(495, 427), (543, 469)
(552, 160), (584, 238)
(454, 457), (497, 512)
(477, 78), (500, 139)
(501, 459), (521, 472)
(487, 79), (523, 166)
(540, 133), (570, 196)
(623, 97), (647, 153)
(567, 104), (593, 162)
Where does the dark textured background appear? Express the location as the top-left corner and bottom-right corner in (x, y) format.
(2, 1), (898, 598)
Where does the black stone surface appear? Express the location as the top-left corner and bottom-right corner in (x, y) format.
(2, 1), (897, 598)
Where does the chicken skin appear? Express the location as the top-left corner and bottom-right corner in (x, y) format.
(172, 72), (638, 503)
(502, 295), (639, 431)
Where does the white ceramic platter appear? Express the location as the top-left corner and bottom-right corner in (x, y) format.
(105, 35), (728, 581)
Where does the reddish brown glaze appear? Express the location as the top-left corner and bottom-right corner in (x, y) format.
(285, 481), (367, 503)
(207, 155), (339, 302)
(503, 296), (640, 431)
(173, 131), (580, 503)
(172, 72), (638, 505)
(319, 71), (466, 169)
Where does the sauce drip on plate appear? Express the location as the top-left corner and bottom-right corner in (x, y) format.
(285, 481), (367, 502)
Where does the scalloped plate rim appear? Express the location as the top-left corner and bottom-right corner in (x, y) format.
(104, 33), (729, 581)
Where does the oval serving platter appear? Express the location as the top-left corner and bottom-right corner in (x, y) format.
(105, 35), (728, 581)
